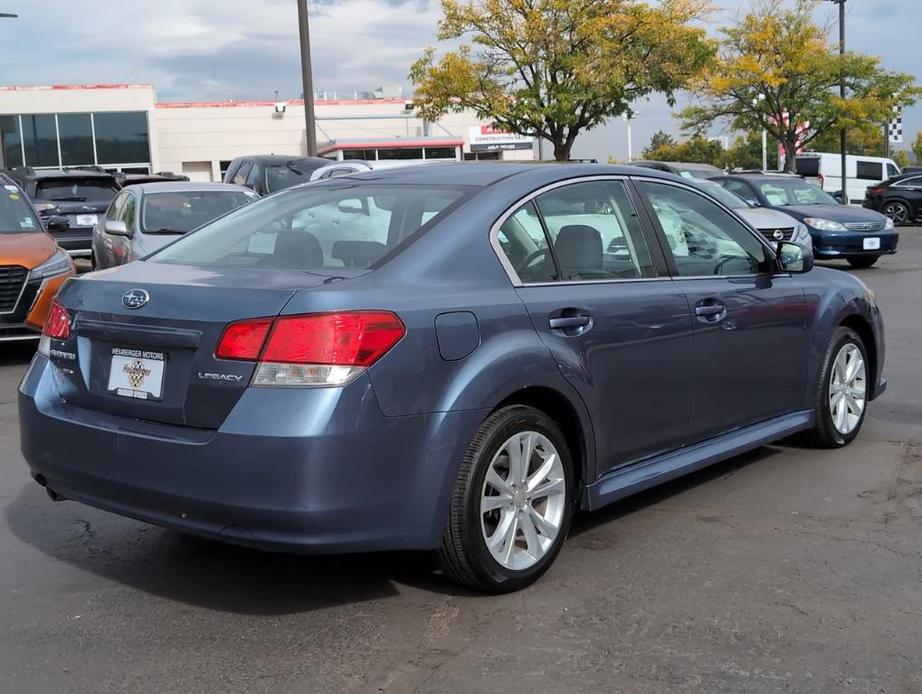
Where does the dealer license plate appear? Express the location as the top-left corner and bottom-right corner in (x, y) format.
(75, 214), (98, 227)
(107, 347), (166, 400)
(863, 237), (881, 250)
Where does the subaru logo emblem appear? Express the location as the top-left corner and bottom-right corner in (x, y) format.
(122, 288), (149, 309)
(772, 229), (785, 241)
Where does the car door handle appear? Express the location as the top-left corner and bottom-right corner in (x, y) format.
(549, 315), (591, 329)
(694, 304), (725, 317)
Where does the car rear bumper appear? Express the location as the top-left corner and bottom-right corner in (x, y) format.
(19, 356), (484, 553)
(810, 230), (899, 259)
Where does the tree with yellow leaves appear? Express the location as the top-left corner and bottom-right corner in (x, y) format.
(681, 0), (921, 172)
(410, 0), (715, 161)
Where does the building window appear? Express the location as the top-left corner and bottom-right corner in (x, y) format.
(377, 147), (424, 160)
(219, 160), (233, 179)
(93, 111), (150, 164)
(0, 115), (22, 168)
(463, 151), (500, 161)
(58, 113), (94, 166)
(424, 147), (456, 160)
(342, 149), (377, 160)
(21, 114), (58, 167)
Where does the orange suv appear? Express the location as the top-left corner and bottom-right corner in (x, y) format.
(0, 179), (75, 342)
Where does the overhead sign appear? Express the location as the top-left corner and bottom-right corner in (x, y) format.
(468, 126), (533, 152)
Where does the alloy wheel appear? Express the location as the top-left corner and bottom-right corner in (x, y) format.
(883, 202), (909, 225)
(828, 343), (867, 435)
(480, 431), (567, 571)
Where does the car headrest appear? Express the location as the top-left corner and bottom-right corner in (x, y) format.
(274, 230), (324, 268)
(555, 224), (603, 271)
(332, 240), (388, 268)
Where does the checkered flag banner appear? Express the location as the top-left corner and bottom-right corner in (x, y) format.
(889, 106), (903, 144)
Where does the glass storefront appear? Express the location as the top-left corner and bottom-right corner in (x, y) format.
(0, 111), (151, 171)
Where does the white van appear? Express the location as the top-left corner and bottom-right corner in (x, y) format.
(793, 152), (901, 205)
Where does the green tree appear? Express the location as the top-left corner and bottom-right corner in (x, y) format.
(642, 130), (679, 157)
(680, 0), (922, 171)
(723, 131), (779, 170)
(810, 125), (885, 156)
(912, 131), (922, 164)
(643, 134), (725, 166)
(892, 150), (910, 168)
(410, 0), (715, 161)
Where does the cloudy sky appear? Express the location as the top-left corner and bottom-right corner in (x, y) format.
(0, 0), (916, 160)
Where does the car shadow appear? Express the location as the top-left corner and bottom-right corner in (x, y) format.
(0, 341), (37, 367)
(568, 445), (780, 537)
(6, 446), (782, 611)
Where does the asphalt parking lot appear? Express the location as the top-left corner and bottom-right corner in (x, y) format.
(1, 233), (921, 694)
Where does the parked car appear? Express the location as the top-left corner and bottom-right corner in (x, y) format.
(713, 174), (898, 268)
(22, 164), (886, 592)
(3, 167), (120, 259)
(793, 152), (901, 205)
(630, 161), (724, 179)
(116, 171), (190, 188)
(92, 182), (257, 269)
(862, 173), (922, 226)
(692, 178), (812, 249)
(309, 159), (452, 181)
(223, 155), (330, 196)
(0, 181), (75, 341)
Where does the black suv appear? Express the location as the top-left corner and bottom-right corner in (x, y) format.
(3, 167), (120, 258)
(223, 155), (329, 196)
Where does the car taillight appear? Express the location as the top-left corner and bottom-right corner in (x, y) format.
(38, 300), (71, 357)
(867, 187), (884, 196)
(215, 311), (405, 387)
(215, 318), (273, 360)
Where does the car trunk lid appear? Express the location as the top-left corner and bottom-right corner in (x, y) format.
(49, 262), (351, 429)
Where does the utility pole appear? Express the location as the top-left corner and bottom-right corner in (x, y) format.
(297, 0), (317, 156)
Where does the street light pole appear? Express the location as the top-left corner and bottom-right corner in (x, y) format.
(831, 0), (847, 200)
(297, 0), (318, 157)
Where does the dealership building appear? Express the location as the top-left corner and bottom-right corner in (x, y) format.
(0, 83), (536, 181)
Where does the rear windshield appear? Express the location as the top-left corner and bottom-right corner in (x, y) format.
(265, 163), (314, 193)
(794, 157), (820, 177)
(0, 185), (41, 233)
(35, 178), (119, 202)
(141, 191), (256, 234)
(150, 183), (471, 270)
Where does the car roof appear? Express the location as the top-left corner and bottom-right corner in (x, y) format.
(715, 174), (803, 183)
(7, 167), (116, 180)
(131, 182), (255, 195)
(232, 154), (329, 166)
(302, 161), (683, 188)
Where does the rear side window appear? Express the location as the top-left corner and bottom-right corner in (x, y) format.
(35, 178), (119, 202)
(497, 180), (656, 283)
(795, 157), (820, 177)
(856, 161), (883, 180)
(150, 184), (471, 270)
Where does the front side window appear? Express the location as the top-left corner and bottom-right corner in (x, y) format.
(719, 179), (757, 202)
(231, 162), (251, 186)
(120, 194), (136, 227)
(35, 178), (119, 203)
(151, 184), (471, 270)
(886, 163), (900, 178)
(638, 182), (768, 277)
(141, 191), (255, 234)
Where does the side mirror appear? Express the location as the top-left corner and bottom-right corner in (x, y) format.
(832, 191), (845, 204)
(44, 215), (70, 232)
(337, 200), (364, 214)
(104, 219), (130, 237)
(776, 241), (814, 274)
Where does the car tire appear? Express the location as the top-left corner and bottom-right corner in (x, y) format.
(803, 327), (869, 449)
(883, 201), (910, 226)
(436, 405), (576, 593)
(847, 255), (879, 269)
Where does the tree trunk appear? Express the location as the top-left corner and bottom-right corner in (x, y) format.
(553, 138), (573, 161)
(782, 139), (798, 172)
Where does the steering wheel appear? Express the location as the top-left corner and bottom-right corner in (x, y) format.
(517, 248), (550, 280)
(713, 255), (753, 275)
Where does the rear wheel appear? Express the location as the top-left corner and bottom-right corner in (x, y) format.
(848, 255), (879, 269)
(883, 201), (910, 226)
(803, 327), (869, 448)
(436, 405), (575, 592)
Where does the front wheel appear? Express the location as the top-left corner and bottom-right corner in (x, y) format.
(803, 327), (869, 448)
(436, 405), (575, 592)
(848, 255), (879, 269)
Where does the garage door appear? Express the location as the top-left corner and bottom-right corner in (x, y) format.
(182, 161), (213, 182)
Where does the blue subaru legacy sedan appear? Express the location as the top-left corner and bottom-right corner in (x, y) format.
(712, 174), (899, 269)
(19, 164), (886, 592)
